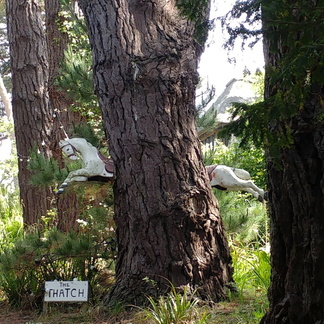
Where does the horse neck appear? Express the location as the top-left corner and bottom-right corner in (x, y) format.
(71, 139), (98, 162)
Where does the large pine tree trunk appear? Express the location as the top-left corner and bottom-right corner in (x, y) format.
(79, 0), (233, 305)
(6, 0), (53, 225)
(261, 1), (324, 322)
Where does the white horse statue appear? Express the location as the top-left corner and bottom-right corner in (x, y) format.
(57, 138), (114, 194)
(206, 164), (267, 202)
(58, 138), (267, 201)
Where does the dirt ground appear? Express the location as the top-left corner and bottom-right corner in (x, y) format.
(0, 302), (138, 324)
(0, 310), (35, 324)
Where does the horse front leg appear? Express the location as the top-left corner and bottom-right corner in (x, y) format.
(57, 169), (91, 194)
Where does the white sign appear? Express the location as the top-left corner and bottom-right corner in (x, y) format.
(44, 281), (88, 302)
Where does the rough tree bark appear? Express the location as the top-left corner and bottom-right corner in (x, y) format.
(78, 0), (233, 305)
(6, 0), (53, 225)
(261, 1), (324, 323)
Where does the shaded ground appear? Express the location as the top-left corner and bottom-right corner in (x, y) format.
(0, 309), (36, 324)
(0, 302), (135, 324)
(0, 295), (266, 324)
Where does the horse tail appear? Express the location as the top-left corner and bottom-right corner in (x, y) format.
(232, 168), (251, 180)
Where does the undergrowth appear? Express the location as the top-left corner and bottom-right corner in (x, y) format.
(0, 136), (270, 323)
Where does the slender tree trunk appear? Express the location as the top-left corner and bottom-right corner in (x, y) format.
(79, 0), (233, 305)
(6, 0), (54, 225)
(261, 1), (324, 322)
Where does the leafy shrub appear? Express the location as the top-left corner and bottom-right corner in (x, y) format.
(0, 128), (23, 248)
(231, 244), (270, 295)
(0, 214), (116, 308)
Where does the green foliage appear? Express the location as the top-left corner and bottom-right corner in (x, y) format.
(218, 191), (268, 245)
(204, 140), (268, 246)
(224, 243), (270, 321)
(231, 244), (270, 295)
(58, 0), (90, 53)
(176, 0), (213, 44)
(56, 0), (101, 125)
(0, 120), (16, 182)
(0, 185), (22, 246)
(203, 143), (270, 321)
(204, 141), (266, 187)
(197, 108), (217, 136)
(0, 0), (10, 79)
(211, 292), (268, 323)
(56, 46), (99, 119)
(216, 70), (267, 150)
(221, 0), (262, 50)
(0, 197), (23, 259)
(71, 122), (104, 148)
(0, 210), (116, 308)
(141, 284), (209, 324)
(0, 120), (22, 246)
(220, 0), (324, 154)
(219, 101), (268, 149)
(27, 148), (66, 187)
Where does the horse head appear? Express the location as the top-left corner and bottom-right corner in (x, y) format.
(59, 139), (79, 161)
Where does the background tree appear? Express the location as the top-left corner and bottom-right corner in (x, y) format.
(6, 0), (54, 225)
(222, 0), (324, 322)
(0, 0), (11, 119)
(6, 0), (100, 229)
(78, 0), (234, 306)
(44, 0), (86, 231)
(261, 1), (324, 322)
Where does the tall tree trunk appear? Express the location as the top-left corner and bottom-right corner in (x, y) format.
(261, 1), (324, 322)
(45, 0), (83, 231)
(78, 0), (233, 305)
(6, 0), (54, 225)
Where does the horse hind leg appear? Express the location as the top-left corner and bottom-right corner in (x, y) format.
(246, 180), (265, 202)
(241, 187), (262, 201)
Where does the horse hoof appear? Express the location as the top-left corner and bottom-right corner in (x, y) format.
(56, 188), (64, 195)
(258, 195), (264, 202)
(264, 191), (269, 201)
